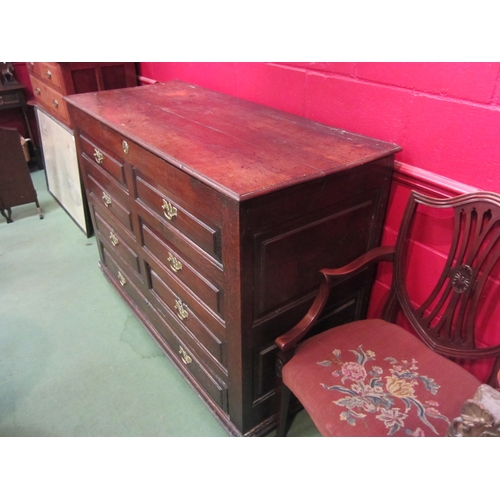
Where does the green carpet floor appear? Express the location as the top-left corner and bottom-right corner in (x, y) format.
(0, 169), (320, 437)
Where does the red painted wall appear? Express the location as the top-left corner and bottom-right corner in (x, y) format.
(138, 62), (500, 382)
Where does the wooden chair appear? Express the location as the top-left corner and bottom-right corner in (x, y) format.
(0, 126), (43, 223)
(275, 190), (500, 437)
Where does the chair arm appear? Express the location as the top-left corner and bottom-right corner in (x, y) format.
(275, 246), (395, 354)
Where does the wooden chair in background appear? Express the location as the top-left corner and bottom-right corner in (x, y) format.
(275, 191), (500, 437)
(0, 126), (43, 223)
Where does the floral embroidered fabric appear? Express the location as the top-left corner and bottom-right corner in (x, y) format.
(317, 345), (450, 436)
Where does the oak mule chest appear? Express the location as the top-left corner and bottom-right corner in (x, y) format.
(66, 81), (401, 436)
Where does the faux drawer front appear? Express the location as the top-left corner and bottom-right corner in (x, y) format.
(83, 156), (133, 234)
(30, 74), (70, 125)
(146, 302), (229, 413)
(148, 265), (227, 373)
(28, 62), (64, 91)
(141, 220), (225, 320)
(94, 208), (141, 279)
(79, 133), (127, 187)
(135, 173), (222, 263)
(103, 250), (229, 413)
(101, 247), (147, 308)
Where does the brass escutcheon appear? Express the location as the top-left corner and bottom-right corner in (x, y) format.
(94, 149), (104, 164)
(174, 297), (189, 321)
(167, 252), (183, 273)
(102, 192), (112, 207)
(178, 346), (192, 365)
(162, 199), (178, 221)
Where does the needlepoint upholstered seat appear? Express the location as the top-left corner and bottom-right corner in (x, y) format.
(275, 191), (500, 437)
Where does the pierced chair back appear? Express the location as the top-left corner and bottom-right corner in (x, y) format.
(275, 190), (500, 436)
(388, 191), (500, 371)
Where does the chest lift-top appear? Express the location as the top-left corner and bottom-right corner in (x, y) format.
(65, 81), (401, 436)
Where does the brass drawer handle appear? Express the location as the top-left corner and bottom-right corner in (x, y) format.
(94, 148), (104, 164)
(45, 70), (52, 79)
(35, 87), (41, 95)
(102, 192), (112, 207)
(52, 99), (59, 108)
(167, 252), (183, 273)
(179, 346), (192, 365)
(117, 271), (127, 286)
(109, 231), (119, 246)
(122, 140), (129, 155)
(174, 297), (189, 321)
(162, 199), (178, 221)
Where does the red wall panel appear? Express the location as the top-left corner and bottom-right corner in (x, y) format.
(304, 72), (411, 145)
(140, 62), (239, 96)
(234, 63), (306, 116)
(355, 62), (500, 103)
(402, 95), (500, 191)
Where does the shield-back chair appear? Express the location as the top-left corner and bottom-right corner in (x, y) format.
(275, 190), (500, 437)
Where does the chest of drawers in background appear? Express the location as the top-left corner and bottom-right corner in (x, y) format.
(66, 81), (401, 436)
(27, 63), (137, 235)
(27, 62), (137, 129)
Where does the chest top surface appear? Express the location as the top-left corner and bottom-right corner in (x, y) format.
(65, 80), (401, 201)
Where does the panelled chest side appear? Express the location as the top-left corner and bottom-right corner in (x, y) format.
(65, 81), (401, 436)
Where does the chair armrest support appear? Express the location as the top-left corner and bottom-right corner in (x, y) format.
(275, 246), (395, 354)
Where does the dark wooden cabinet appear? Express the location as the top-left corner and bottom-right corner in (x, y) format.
(0, 127), (43, 223)
(66, 81), (401, 436)
(0, 82), (41, 166)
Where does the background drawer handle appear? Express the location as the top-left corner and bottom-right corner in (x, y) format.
(167, 252), (183, 273)
(52, 99), (59, 108)
(109, 231), (119, 246)
(174, 297), (189, 320)
(179, 346), (192, 365)
(45, 70), (52, 79)
(35, 87), (41, 95)
(94, 149), (104, 164)
(102, 192), (112, 207)
(162, 199), (178, 221)
(117, 271), (127, 286)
